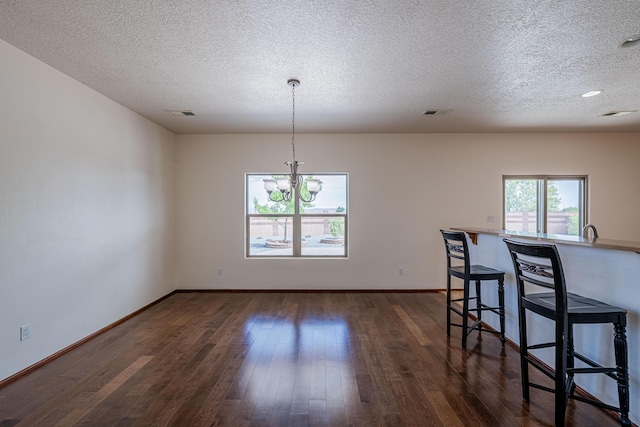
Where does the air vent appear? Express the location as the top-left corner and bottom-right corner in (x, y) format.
(600, 110), (637, 117)
(423, 109), (453, 116)
(165, 110), (195, 116)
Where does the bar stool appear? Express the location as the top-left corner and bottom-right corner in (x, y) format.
(440, 230), (506, 349)
(503, 239), (630, 427)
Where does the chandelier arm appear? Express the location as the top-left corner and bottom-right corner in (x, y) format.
(298, 193), (315, 203)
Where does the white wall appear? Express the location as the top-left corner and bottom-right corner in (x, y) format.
(0, 40), (176, 381)
(175, 133), (640, 290)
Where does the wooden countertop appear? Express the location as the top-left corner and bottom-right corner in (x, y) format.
(450, 227), (640, 254)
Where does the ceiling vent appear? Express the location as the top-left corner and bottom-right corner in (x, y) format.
(423, 109), (453, 116)
(600, 110), (637, 117)
(165, 110), (195, 116)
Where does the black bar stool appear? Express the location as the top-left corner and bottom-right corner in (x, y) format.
(440, 230), (506, 349)
(504, 239), (630, 426)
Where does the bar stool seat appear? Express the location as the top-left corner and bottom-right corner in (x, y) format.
(440, 230), (506, 349)
(504, 239), (630, 427)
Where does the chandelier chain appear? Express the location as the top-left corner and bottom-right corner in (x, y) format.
(262, 78), (320, 204)
(291, 81), (296, 164)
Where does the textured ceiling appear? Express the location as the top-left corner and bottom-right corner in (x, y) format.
(1, 0), (640, 134)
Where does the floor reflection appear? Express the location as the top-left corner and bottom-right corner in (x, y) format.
(237, 315), (353, 417)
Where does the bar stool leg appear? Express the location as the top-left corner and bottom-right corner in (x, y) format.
(497, 277), (505, 347)
(518, 304), (530, 402)
(475, 280), (482, 333)
(446, 273), (452, 337)
(613, 321), (631, 426)
(555, 319), (568, 427)
(462, 278), (470, 349)
(567, 325), (575, 394)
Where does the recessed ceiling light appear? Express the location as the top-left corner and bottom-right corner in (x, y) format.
(619, 34), (640, 48)
(581, 90), (602, 98)
(600, 110), (637, 117)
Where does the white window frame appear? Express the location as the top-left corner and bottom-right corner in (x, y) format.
(245, 173), (348, 258)
(502, 175), (588, 235)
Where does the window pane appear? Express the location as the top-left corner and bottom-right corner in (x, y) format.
(548, 179), (582, 236)
(246, 173), (348, 258)
(301, 216), (346, 256)
(504, 179), (538, 232)
(302, 175), (347, 214)
(248, 216), (294, 256)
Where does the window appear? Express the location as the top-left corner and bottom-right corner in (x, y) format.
(246, 173), (348, 257)
(503, 176), (587, 236)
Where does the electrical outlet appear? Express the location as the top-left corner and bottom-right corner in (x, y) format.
(398, 268), (404, 276)
(217, 268), (223, 276)
(20, 324), (31, 341)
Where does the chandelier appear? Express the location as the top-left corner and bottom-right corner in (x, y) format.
(263, 79), (322, 203)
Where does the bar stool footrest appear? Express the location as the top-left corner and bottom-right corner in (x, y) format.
(525, 356), (555, 380)
(573, 351), (619, 381)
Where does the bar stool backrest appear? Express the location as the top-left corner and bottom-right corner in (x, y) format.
(503, 239), (569, 325)
(440, 230), (470, 277)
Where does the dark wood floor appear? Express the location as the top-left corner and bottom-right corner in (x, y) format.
(0, 291), (624, 426)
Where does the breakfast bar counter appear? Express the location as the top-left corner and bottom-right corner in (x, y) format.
(447, 227), (640, 424)
(451, 226), (640, 253)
